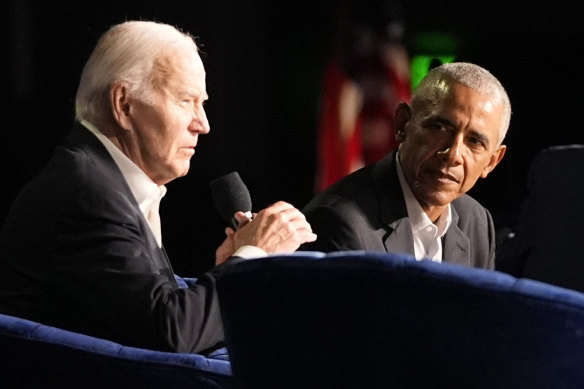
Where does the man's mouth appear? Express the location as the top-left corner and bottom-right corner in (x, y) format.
(430, 169), (459, 184)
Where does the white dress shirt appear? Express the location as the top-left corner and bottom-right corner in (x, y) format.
(395, 152), (451, 262)
(82, 120), (266, 258)
(82, 120), (166, 247)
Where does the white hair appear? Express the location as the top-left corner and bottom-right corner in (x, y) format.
(75, 20), (198, 124)
(412, 62), (512, 145)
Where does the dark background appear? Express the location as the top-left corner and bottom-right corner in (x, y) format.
(1, 0), (582, 275)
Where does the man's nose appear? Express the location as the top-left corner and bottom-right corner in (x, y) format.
(190, 106), (210, 134)
(436, 135), (463, 164)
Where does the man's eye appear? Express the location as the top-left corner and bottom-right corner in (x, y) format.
(179, 99), (193, 107)
(428, 123), (445, 131)
(468, 137), (487, 150)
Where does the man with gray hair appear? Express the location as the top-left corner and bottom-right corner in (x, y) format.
(0, 20), (316, 354)
(302, 62), (510, 269)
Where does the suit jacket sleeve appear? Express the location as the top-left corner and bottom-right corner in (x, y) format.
(300, 201), (366, 252)
(53, 158), (230, 354)
(0, 126), (233, 354)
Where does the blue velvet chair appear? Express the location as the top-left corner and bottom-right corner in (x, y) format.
(217, 251), (584, 389)
(0, 275), (232, 389)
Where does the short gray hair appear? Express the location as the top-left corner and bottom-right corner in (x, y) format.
(412, 62), (512, 145)
(75, 20), (198, 124)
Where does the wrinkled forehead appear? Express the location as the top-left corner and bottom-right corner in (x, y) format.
(444, 82), (497, 107)
(190, 50), (205, 72)
(151, 49), (206, 88)
(416, 80), (497, 113)
(155, 48), (204, 73)
(441, 83), (504, 139)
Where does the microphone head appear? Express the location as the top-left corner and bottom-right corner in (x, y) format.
(209, 172), (252, 226)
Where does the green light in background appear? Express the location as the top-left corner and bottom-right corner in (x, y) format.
(411, 55), (457, 90)
(410, 32), (459, 90)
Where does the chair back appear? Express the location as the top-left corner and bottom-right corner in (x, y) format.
(502, 144), (584, 291)
(217, 251), (584, 389)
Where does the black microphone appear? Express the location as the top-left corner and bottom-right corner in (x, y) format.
(209, 172), (252, 229)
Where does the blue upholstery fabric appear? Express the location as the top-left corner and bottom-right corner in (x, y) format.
(175, 274), (191, 288)
(217, 251), (584, 389)
(0, 312), (232, 388)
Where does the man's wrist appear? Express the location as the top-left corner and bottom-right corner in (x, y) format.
(233, 245), (267, 259)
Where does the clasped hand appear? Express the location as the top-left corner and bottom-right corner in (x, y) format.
(215, 201), (317, 265)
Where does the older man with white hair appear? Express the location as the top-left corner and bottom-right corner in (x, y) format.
(0, 20), (316, 354)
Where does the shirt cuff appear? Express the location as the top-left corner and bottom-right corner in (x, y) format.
(233, 245), (268, 259)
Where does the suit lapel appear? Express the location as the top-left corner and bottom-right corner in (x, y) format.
(442, 207), (471, 266)
(372, 151), (413, 254)
(160, 246), (179, 287)
(371, 150), (470, 264)
(67, 123), (178, 283)
(372, 151), (408, 226)
(383, 219), (414, 254)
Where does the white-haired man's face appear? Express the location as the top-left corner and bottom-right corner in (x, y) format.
(395, 81), (506, 221)
(116, 50), (210, 185)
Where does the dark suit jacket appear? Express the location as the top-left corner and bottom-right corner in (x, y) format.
(0, 123), (236, 354)
(301, 151), (496, 269)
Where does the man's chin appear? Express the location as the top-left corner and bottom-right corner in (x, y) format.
(417, 190), (458, 208)
(178, 167), (190, 178)
(166, 164), (190, 182)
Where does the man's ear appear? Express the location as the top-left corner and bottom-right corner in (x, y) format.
(394, 102), (411, 143)
(481, 145), (506, 178)
(110, 82), (132, 131)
